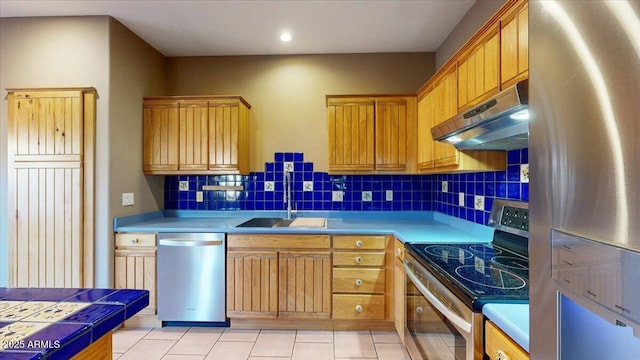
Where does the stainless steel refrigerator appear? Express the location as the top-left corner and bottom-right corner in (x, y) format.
(530, 1), (640, 359)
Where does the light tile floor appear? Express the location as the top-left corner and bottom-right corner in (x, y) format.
(112, 327), (411, 360)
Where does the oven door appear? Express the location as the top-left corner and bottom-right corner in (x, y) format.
(404, 254), (476, 360)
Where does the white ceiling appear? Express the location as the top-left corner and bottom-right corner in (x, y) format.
(0, 0), (476, 57)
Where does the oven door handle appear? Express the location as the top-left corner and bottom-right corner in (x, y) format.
(405, 262), (472, 334)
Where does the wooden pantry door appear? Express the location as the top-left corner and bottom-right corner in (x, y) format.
(7, 88), (96, 287)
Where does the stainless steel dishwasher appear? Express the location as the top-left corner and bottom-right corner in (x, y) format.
(157, 233), (226, 322)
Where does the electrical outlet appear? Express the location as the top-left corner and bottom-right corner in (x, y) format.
(362, 191), (372, 202)
(196, 191), (203, 202)
(442, 181), (448, 193)
(459, 192), (465, 207)
(474, 195), (485, 210)
(386, 190), (393, 201)
(122, 192), (134, 206)
(179, 181), (189, 191)
(520, 164), (530, 183)
(332, 191), (343, 202)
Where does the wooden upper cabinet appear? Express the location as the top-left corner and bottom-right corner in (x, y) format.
(179, 100), (208, 171)
(375, 99), (407, 171)
(327, 95), (416, 174)
(327, 98), (375, 172)
(433, 66), (459, 167)
(208, 99), (250, 174)
(457, 23), (500, 112)
(143, 96), (251, 175)
(143, 99), (179, 173)
(501, 1), (529, 88)
(416, 89), (435, 171)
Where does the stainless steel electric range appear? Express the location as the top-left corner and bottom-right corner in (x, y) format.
(404, 199), (529, 360)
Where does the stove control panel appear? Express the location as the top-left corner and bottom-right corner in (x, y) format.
(501, 206), (529, 231)
(487, 199), (529, 237)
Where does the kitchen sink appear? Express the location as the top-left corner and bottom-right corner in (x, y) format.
(236, 217), (295, 228)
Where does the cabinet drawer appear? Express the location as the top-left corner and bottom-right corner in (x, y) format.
(485, 320), (529, 360)
(333, 268), (385, 294)
(116, 233), (156, 248)
(332, 294), (385, 320)
(333, 252), (385, 267)
(333, 235), (386, 250)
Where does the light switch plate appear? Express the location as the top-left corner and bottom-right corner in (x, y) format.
(442, 181), (448, 193)
(386, 190), (393, 201)
(362, 191), (372, 202)
(474, 195), (485, 210)
(122, 192), (134, 206)
(332, 191), (343, 202)
(459, 192), (465, 207)
(179, 181), (189, 191)
(196, 191), (203, 202)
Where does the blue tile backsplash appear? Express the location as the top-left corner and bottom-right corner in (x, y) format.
(164, 149), (529, 226)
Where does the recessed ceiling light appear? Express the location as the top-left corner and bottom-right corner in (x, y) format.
(280, 32), (292, 42)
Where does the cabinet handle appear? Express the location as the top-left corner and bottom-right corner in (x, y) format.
(396, 248), (402, 256)
(355, 279), (363, 286)
(355, 256), (363, 264)
(355, 305), (363, 313)
(131, 238), (139, 244)
(416, 306), (424, 314)
(355, 240), (363, 248)
(495, 350), (511, 360)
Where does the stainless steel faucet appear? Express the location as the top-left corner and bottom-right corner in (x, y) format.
(285, 171), (295, 219)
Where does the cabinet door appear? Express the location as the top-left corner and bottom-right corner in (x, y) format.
(279, 251), (332, 319)
(179, 100), (208, 171)
(115, 247), (157, 314)
(416, 90), (435, 170)
(433, 66), (460, 168)
(457, 24), (500, 111)
(375, 99), (407, 171)
(327, 99), (375, 172)
(209, 100), (242, 172)
(143, 100), (179, 173)
(8, 90), (90, 288)
(394, 257), (405, 342)
(227, 251), (278, 318)
(501, 2), (529, 88)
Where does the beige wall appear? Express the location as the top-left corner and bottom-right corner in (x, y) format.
(0, 16), (111, 287)
(436, 0), (504, 70)
(107, 18), (166, 286)
(167, 53), (434, 172)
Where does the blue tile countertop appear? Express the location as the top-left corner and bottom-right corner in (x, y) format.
(113, 210), (495, 244)
(483, 303), (530, 353)
(0, 288), (149, 359)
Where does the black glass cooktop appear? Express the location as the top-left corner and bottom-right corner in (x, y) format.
(406, 238), (529, 311)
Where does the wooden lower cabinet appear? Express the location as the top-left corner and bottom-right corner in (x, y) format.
(279, 251), (332, 319)
(226, 234), (332, 320)
(485, 320), (529, 360)
(393, 239), (405, 342)
(114, 233), (157, 315)
(332, 235), (390, 321)
(226, 233), (397, 330)
(333, 294), (385, 320)
(226, 251), (279, 318)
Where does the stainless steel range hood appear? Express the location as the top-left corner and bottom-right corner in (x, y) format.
(431, 80), (529, 150)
